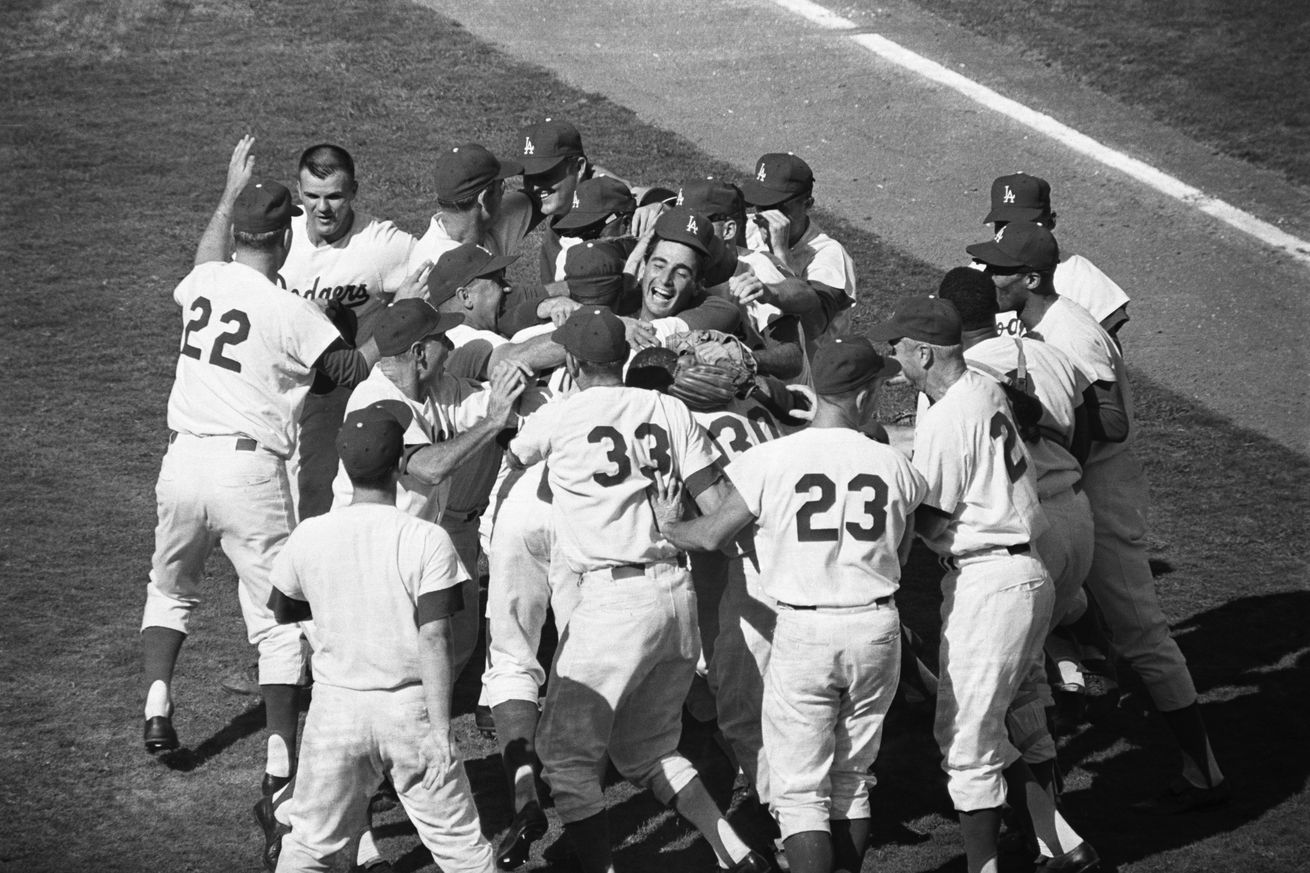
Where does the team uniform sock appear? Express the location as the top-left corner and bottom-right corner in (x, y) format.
(1160, 702), (1224, 788)
(669, 778), (751, 867)
(830, 818), (870, 873)
(355, 829), (382, 869)
(492, 699), (543, 811)
(141, 627), (186, 714)
(957, 807), (1002, 873)
(562, 811), (615, 873)
(1003, 759), (1082, 857)
(781, 830), (831, 873)
(261, 684), (300, 778)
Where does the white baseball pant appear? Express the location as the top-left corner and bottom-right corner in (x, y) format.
(763, 601), (900, 839)
(141, 434), (304, 685)
(537, 561), (701, 823)
(275, 683), (495, 873)
(439, 509), (487, 679)
(934, 552), (1054, 811)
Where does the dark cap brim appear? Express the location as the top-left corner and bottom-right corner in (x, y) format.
(964, 241), (1027, 268)
(520, 153), (575, 176)
(474, 253), (520, 278)
(738, 179), (791, 207)
(495, 158), (525, 179)
(982, 204), (1046, 224)
(867, 320), (907, 343)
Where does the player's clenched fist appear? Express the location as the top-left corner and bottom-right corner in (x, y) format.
(486, 360), (530, 427)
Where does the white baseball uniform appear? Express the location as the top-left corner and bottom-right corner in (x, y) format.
(687, 393), (797, 797)
(142, 260), (341, 685)
(1029, 296), (1198, 713)
(509, 386), (720, 823)
(994, 254), (1130, 339)
(913, 371), (1054, 811)
(742, 218), (856, 343)
(728, 427), (925, 838)
(408, 191), (535, 272)
(269, 503), (494, 873)
(278, 210), (416, 520)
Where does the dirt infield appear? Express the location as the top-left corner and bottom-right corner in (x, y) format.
(2, 1), (1307, 871)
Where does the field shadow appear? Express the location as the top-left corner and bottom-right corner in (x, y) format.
(158, 700), (266, 772)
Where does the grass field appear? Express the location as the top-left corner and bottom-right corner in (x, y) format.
(2, 1), (1307, 871)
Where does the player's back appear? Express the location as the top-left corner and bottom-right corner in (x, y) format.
(691, 392), (797, 464)
(167, 260), (339, 458)
(728, 427), (926, 606)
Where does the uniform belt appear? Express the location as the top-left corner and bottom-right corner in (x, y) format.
(169, 431), (259, 452)
(777, 595), (893, 611)
(606, 558), (683, 580)
(939, 542), (1030, 571)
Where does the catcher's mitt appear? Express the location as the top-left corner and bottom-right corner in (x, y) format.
(665, 330), (757, 411)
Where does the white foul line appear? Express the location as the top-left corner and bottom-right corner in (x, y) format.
(768, 0), (1310, 268)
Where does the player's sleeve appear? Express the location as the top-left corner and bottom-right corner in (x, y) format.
(172, 264), (204, 308)
(448, 378), (494, 432)
(802, 239), (856, 303)
(413, 523), (470, 626)
(724, 451), (766, 518)
(268, 536), (313, 623)
(896, 451), (930, 511)
(665, 398), (723, 498)
(371, 221), (418, 295)
(286, 297), (349, 372)
(676, 295), (743, 333)
(447, 340), (496, 381)
(507, 401), (558, 468)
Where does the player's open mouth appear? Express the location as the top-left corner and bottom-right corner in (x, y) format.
(650, 286), (675, 301)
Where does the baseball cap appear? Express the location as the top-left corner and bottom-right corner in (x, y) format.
(739, 153), (814, 207)
(983, 173), (1052, 224)
(676, 177), (744, 218)
(966, 222), (1060, 272)
(233, 180), (301, 233)
(426, 243), (519, 306)
(374, 299), (464, 356)
(652, 205), (715, 257)
(551, 177), (637, 230)
(564, 240), (627, 304)
(636, 186), (677, 208)
(868, 296), (963, 346)
(336, 400), (414, 481)
(434, 143), (523, 203)
(552, 305), (629, 364)
(812, 336), (900, 395)
(517, 118), (585, 175)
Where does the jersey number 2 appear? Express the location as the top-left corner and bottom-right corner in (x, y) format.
(794, 473), (888, 543)
(181, 296), (251, 373)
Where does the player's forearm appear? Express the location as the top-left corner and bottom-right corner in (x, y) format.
(661, 517), (729, 553)
(403, 417), (510, 485)
(766, 277), (823, 314)
(1083, 381), (1129, 444)
(194, 200), (236, 266)
(489, 334), (566, 374)
(417, 618), (454, 732)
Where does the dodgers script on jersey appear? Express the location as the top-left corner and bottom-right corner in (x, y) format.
(168, 260), (341, 459)
(278, 211), (415, 330)
(728, 428), (926, 606)
(509, 386), (719, 572)
(913, 371), (1046, 556)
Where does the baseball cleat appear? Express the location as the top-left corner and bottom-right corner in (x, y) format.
(1135, 777), (1231, 814)
(254, 794), (291, 873)
(495, 801), (548, 870)
(726, 850), (773, 873)
(261, 772), (291, 798)
(1037, 841), (1101, 872)
(143, 715), (179, 753)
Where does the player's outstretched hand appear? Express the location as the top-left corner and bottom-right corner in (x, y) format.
(630, 201), (667, 239)
(542, 296), (582, 327)
(785, 384), (817, 421)
(624, 228), (656, 277)
(395, 261), (434, 301)
(224, 135), (256, 201)
(647, 470), (684, 529)
(487, 360), (530, 426)
(419, 725), (454, 789)
(620, 316), (658, 350)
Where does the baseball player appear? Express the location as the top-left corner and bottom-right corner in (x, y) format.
(874, 297), (1099, 873)
(505, 306), (769, 873)
(266, 402), (495, 873)
(936, 266), (1096, 808)
(140, 138), (380, 805)
(968, 222), (1228, 814)
(652, 337), (924, 873)
(479, 242), (631, 870)
(737, 152), (857, 352)
(982, 173), (1131, 343)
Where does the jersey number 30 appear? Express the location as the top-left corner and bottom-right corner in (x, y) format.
(794, 473), (888, 543)
(181, 296), (251, 373)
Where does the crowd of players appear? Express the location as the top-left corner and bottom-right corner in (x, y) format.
(137, 120), (1230, 873)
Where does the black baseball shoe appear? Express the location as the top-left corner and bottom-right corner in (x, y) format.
(496, 801), (548, 870)
(144, 715), (179, 753)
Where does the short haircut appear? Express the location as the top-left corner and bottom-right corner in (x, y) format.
(299, 143), (356, 181)
(347, 470), (393, 491)
(233, 228), (285, 251)
(938, 267), (999, 331)
(576, 358), (626, 380)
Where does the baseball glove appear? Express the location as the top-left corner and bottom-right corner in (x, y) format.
(665, 330), (757, 411)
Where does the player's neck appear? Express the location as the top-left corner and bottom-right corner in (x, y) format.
(1019, 292), (1058, 330)
(810, 403), (859, 430)
(923, 360), (968, 402)
(232, 249), (282, 282)
(788, 214), (810, 248)
(350, 484), (397, 506)
(438, 210), (483, 244)
(960, 327), (993, 352)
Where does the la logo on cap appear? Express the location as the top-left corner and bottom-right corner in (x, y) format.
(523, 137), (535, 155)
(572, 192), (581, 209)
(686, 214), (698, 234)
(756, 163), (768, 182)
(994, 226), (1006, 243)
(1003, 185), (1016, 204)
(675, 189), (685, 206)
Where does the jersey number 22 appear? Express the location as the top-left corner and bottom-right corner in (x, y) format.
(181, 296), (251, 373)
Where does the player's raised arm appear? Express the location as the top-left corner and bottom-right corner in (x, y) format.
(195, 135), (256, 266)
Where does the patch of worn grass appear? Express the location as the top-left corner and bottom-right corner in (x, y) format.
(1, 1), (1306, 871)
(894, 0), (1310, 188)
